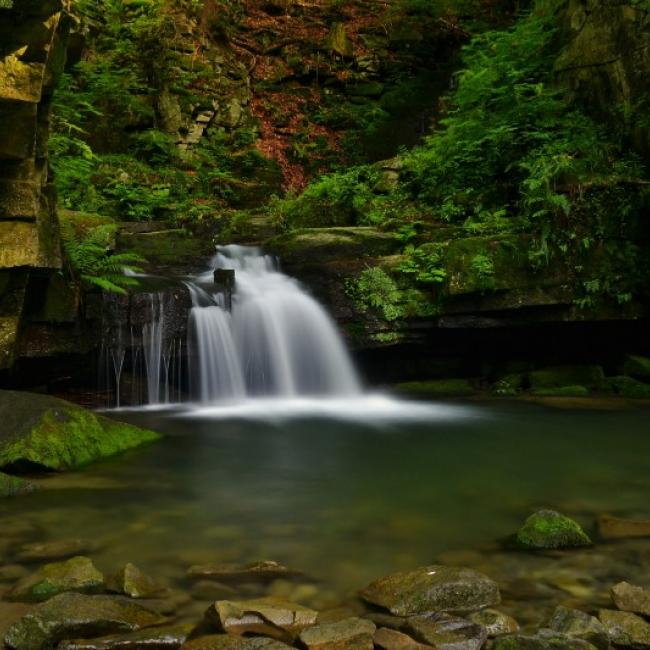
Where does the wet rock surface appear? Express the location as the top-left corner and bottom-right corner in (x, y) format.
(598, 609), (650, 648)
(57, 623), (194, 649)
(547, 606), (608, 650)
(360, 565), (500, 616)
(468, 609), (519, 637)
(373, 626), (432, 649)
(513, 511), (592, 550)
(181, 636), (293, 649)
(611, 582), (650, 617)
(107, 563), (166, 599)
(404, 614), (487, 650)
(297, 616), (376, 649)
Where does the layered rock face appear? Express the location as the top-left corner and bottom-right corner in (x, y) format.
(0, 0), (71, 370)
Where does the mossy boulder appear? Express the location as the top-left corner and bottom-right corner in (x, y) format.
(7, 556), (104, 603)
(605, 376), (650, 399)
(513, 510), (592, 550)
(0, 390), (160, 472)
(394, 379), (476, 397)
(528, 366), (604, 391)
(623, 355), (650, 382)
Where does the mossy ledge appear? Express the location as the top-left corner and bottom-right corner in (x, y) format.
(0, 390), (160, 473)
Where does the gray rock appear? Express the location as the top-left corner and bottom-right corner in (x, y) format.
(360, 565), (500, 616)
(599, 609), (650, 648)
(547, 606), (609, 650)
(612, 582), (650, 617)
(298, 617), (376, 649)
(4, 592), (166, 650)
(404, 614), (487, 650)
(7, 555), (104, 602)
(468, 609), (519, 637)
(57, 623), (193, 649)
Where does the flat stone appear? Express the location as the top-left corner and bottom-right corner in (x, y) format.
(468, 609), (519, 637)
(4, 592), (166, 650)
(404, 614), (487, 650)
(107, 563), (165, 599)
(57, 623), (193, 649)
(491, 633), (598, 650)
(7, 555), (104, 602)
(547, 606), (608, 650)
(514, 511), (592, 549)
(298, 617), (376, 649)
(360, 565), (500, 616)
(374, 627), (432, 649)
(15, 538), (92, 562)
(598, 516), (650, 540)
(599, 609), (650, 648)
(181, 636), (292, 649)
(206, 597), (318, 642)
(612, 582), (650, 617)
(187, 561), (299, 583)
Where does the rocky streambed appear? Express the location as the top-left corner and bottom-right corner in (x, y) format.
(2, 510), (650, 649)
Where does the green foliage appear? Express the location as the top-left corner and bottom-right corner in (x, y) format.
(346, 267), (405, 321)
(398, 245), (447, 284)
(62, 222), (145, 294)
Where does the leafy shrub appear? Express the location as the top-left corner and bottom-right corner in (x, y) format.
(346, 267), (405, 321)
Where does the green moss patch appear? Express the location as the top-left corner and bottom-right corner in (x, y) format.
(0, 390), (160, 473)
(530, 385), (590, 397)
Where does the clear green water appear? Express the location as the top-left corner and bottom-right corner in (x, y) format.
(2, 396), (650, 625)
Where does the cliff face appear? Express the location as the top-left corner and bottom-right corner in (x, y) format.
(0, 0), (71, 369)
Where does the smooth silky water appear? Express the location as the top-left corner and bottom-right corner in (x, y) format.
(4, 246), (650, 625)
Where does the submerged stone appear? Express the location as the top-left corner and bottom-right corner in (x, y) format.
(16, 538), (94, 562)
(598, 515), (650, 540)
(187, 561), (299, 584)
(57, 623), (193, 649)
(298, 617), (376, 649)
(4, 592), (166, 650)
(360, 565), (500, 616)
(547, 606), (608, 650)
(106, 563), (165, 599)
(404, 613), (487, 650)
(469, 609), (519, 637)
(0, 390), (160, 472)
(598, 609), (650, 648)
(0, 471), (37, 497)
(612, 582), (650, 617)
(513, 510), (592, 549)
(206, 597), (318, 642)
(7, 556), (104, 603)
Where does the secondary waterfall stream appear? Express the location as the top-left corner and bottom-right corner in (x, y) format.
(102, 245), (361, 406)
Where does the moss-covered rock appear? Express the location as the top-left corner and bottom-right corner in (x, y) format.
(528, 365), (604, 391)
(514, 510), (592, 550)
(605, 376), (650, 399)
(106, 563), (165, 599)
(0, 390), (160, 472)
(7, 556), (104, 603)
(530, 385), (590, 397)
(623, 355), (650, 382)
(393, 379), (476, 397)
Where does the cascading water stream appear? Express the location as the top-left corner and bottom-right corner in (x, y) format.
(186, 245), (361, 402)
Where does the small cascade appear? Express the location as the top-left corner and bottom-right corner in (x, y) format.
(101, 244), (361, 406)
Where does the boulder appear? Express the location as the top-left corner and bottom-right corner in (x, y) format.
(298, 617), (376, 649)
(7, 556), (104, 603)
(57, 623), (193, 649)
(612, 582), (650, 617)
(373, 627), (432, 649)
(0, 390), (160, 472)
(468, 609), (519, 637)
(513, 510), (592, 549)
(106, 563), (165, 599)
(547, 606), (609, 650)
(598, 609), (650, 648)
(623, 355), (650, 381)
(0, 471), (37, 497)
(597, 515), (650, 540)
(4, 592), (166, 650)
(360, 565), (500, 616)
(404, 614), (487, 650)
(206, 597), (318, 642)
(15, 538), (94, 562)
(187, 561), (299, 584)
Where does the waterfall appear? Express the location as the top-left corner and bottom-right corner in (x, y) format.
(187, 245), (361, 402)
(102, 244), (361, 406)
